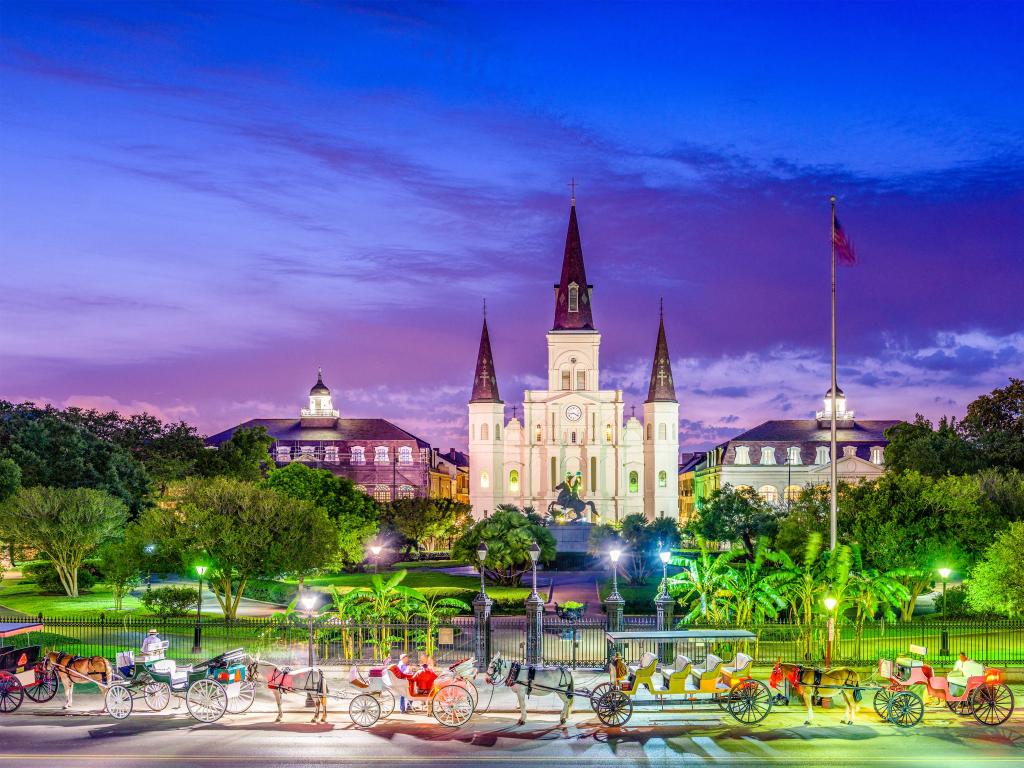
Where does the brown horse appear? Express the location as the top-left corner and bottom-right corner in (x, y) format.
(769, 661), (862, 725)
(44, 651), (114, 710)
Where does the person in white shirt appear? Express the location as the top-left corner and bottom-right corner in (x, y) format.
(141, 629), (164, 660)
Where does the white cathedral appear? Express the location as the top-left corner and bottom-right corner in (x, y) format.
(468, 202), (680, 523)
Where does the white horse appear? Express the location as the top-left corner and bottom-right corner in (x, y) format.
(484, 653), (575, 726)
(247, 659), (328, 723)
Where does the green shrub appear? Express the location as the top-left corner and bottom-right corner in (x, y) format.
(244, 579), (296, 605)
(24, 560), (98, 595)
(141, 585), (199, 616)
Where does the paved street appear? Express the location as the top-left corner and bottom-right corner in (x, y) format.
(3, 686), (1023, 767)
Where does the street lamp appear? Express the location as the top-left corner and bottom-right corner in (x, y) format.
(476, 540), (489, 597)
(144, 544), (156, 592)
(370, 544), (382, 574)
(938, 567), (951, 616)
(300, 590), (318, 706)
(823, 596), (837, 668)
(192, 565), (207, 653)
(528, 541), (541, 598)
(658, 549), (671, 597)
(608, 545), (622, 600)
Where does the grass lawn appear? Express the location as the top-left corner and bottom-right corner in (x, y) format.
(391, 559), (462, 569)
(294, 569), (531, 609)
(0, 578), (147, 618)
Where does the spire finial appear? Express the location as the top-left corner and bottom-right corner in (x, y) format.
(659, 297), (664, 320)
(569, 177), (576, 206)
(482, 298), (487, 319)
(317, 365), (323, 380)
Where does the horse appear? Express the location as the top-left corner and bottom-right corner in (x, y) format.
(484, 652), (575, 726)
(44, 652), (114, 710)
(246, 658), (328, 723)
(769, 660), (862, 725)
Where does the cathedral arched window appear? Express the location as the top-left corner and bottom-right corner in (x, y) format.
(658, 470), (667, 488)
(509, 469), (520, 493)
(658, 423), (667, 440)
(646, 424), (652, 440)
(480, 423), (489, 441)
(480, 471), (490, 489)
(561, 369), (571, 390)
(605, 424), (613, 443)
(350, 446), (365, 465)
(398, 446), (413, 465)
(571, 431), (577, 444)
(495, 423), (501, 440)
(576, 370), (586, 390)
(535, 424), (542, 442)
(629, 471), (639, 494)
(568, 283), (579, 313)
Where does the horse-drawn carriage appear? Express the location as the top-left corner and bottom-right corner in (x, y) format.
(871, 644), (1015, 727)
(0, 645), (59, 712)
(347, 657), (478, 728)
(591, 630), (773, 727)
(104, 647), (254, 722)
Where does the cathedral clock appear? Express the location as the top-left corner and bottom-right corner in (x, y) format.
(565, 404), (582, 421)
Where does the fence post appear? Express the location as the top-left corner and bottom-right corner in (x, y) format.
(472, 592), (492, 667)
(654, 594), (674, 663)
(525, 591), (544, 666)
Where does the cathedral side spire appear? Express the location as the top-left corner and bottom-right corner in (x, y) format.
(470, 313), (502, 403)
(645, 307), (677, 403)
(552, 202), (595, 331)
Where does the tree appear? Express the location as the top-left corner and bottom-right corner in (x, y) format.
(97, 525), (146, 611)
(668, 540), (740, 624)
(452, 506), (556, 585)
(717, 541), (788, 624)
(687, 485), (778, 557)
(263, 462), (378, 569)
(0, 401), (150, 515)
(141, 477), (337, 618)
(884, 415), (981, 476)
(773, 485), (829, 559)
(0, 458), (20, 574)
(0, 486), (127, 596)
(199, 426), (275, 481)
(961, 378), (1024, 472)
(590, 513), (681, 585)
(967, 521), (1024, 617)
(381, 497), (470, 554)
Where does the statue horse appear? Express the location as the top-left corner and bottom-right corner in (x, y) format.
(44, 651), (114, 710)
(769, 660), (862, 725)
(484, 652), (575, 725)
(547, 483), (597, 523)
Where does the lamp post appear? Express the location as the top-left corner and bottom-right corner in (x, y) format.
(823, 596), (837, 668)
(370, 544), (382, 574)
(528, 541), (541, 598)
(938, 567), (952, 655)
(300, 590), (318, 706)
(144, 544), (156, 592)
(473, 541), (492, 666)
(605, 543), (625, 635)
(654, 547), (675, 653)
(192, 565), (207, 653)
(658, 549), (671, 597)
(525, 540), (544, 665)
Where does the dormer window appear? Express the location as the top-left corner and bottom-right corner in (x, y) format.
(815, 446), (830, 464)
(787, 446), (802, 465)
(374, 446), (389, 464)
(324, 446), (339, 464)
(275, 446), (292, 463)
(843, 446), (857, 458)
(760, 446), (776, 465)
(734, 446), (751, 465)
(398, 446), (413, 465)
(351, 446), (366, 465)
(568, 282), (579, 313)
(871, 446), (885, 465)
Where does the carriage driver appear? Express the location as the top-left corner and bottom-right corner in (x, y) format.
(141, 629), (165, 661)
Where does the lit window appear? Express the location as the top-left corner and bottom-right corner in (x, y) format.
(509, 469), (520, 493)
(480, 423), (489, 441)
(535, 424), (542, 442)
(351, 447), (366, 465)
(275, 446), (291, 463)
(495, 423), (501, 441)
(734, 446), (751, 465)
(590, 457), (597, 492)
(374, 446), (389, 464)
(658, 470), (667, 488)
(300, 446), (315, 461)
(871, 446), (885, 465)
(646, 424), (652, 440)
(568, 283), (579, 312)
(784, 485), (801, 503)
(658, 423), (667, 441)
(787, 446), (802, 465)
(571, 431), (577, 444)
(324, 446), (339, 464)
(759, 485), (779, 503)
(373, 485), (391, 503)
(398, 446), (413, 465)
(815, 446), (830, 464)
(562, 370), (571, 390)
(605, 424), (613, 443)
(576, 370), (586, 390)
(397, 484), (415, 500)
(629, 471), (639, 494)
(354, 484), (367, 494)
(760, 446), (776, 465)
(480, 471), (490, 489)
(843, 446), (858, 458)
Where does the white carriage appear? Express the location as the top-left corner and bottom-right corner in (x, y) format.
(347, 657), (478, 728)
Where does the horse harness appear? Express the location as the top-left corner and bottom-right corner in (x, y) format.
(51, 653), (109, 684)
(787, 665), (860, 700)
(504, 661), (574, 700)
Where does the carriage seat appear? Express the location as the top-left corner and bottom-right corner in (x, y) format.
(348, 664), (370, 689)
(690, 654), (725, 690)
(722, 653), (753, 683)
(662, 654), (693, 691)
(896, 644), (928, 669)
(3, 646), (41, 673)
(947, 660), (985, 695)
(621, 652), (658, 693)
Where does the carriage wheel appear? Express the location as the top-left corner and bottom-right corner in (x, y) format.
(727, 680), (773, 725)
(25, 665), (59, 703)
(970, 683), (1014, 727)
(873, 688), (897, 719)
(144, 682), (170, 711)
(594, 690), (632, 727)
(349, 693), (381, 728)
(431, 684), (474, 727)
(886, 691), (924, 728)
(377, 688), (396, 718)
(588, 683), (611, 711)
(0, 672), (24, 713)
(225, 681), (256, 714)
(945, 698), (972, 717)
(105, 684), (134, 720)
(186, 679), (227, 723)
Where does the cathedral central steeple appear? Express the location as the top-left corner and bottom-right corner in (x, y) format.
(646, 304), (677, 403)
(552, 203), (595, 331)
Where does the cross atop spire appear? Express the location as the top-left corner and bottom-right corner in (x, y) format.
(552, 202), (595, 331)
(645, 307), (677, 403)
(569, 177), (576, 206)
(470, 314), (502, 404)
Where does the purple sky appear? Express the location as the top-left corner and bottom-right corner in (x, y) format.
(2, 2), (1022, 452)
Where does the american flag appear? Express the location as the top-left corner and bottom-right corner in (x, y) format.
(833, 217), (856, 265)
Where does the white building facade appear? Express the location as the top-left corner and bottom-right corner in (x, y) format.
(468, 203), (679, 523)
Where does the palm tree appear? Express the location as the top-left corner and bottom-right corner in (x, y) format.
(668, 539), (740, 625)
(719, 542), (787, 624)
(415, 593), (471, 656)
(345, 570), (422, 660)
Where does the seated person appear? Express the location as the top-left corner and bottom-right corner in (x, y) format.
(946, 652), (984, 696)
(388, 653), (416, 711)
(414, 655), (439, 694)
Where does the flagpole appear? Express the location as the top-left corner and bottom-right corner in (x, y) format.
(829, 195), (838, 550)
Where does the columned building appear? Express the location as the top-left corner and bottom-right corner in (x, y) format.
(468, 202), (680, 522)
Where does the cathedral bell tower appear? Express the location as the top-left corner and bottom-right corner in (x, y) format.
(643, 304), (679, 519)
(468, 310), (503, 517)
